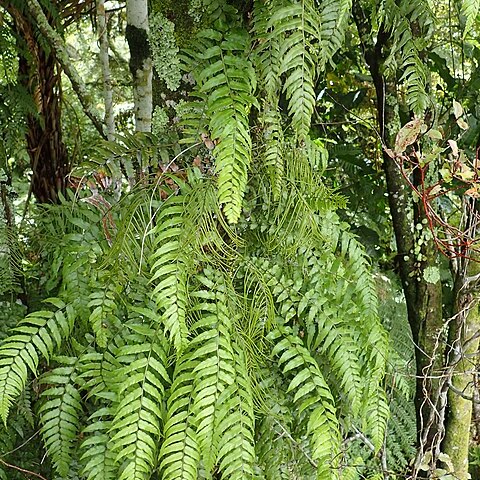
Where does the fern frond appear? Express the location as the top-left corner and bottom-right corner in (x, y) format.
(461, 0), (480, 36)
(81, 408), (117, 480)
(159, 355), (199, 480)
(260, 103), (284, 201)
(216, 345), (255, 479)
(111, 330), (170, 480)
(88, 283), (121, 349)
(197, 30), (256, 223)
(150, 195), (191, 353)
(79, 344), (121, 400)
(269, 0), (319, 139)
(252, 0), (284, 98)
(189, 269), (236, 471)
(318, 0), (352, 70)
(38, 356), (83, 477)
(0, 300), (74, 423)
(270, 327), (340, 479)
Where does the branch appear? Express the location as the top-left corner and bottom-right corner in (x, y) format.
(0, 458), (47, 480)
(25, 0), (107, 139)
(274, 419), (318, 469)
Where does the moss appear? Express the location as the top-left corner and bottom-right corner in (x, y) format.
(125, 24), (150, 77)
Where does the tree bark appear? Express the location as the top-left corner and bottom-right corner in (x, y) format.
(97, 0), (115, 141)
(25, 0), (106, 138)
(353, 3), (445, 474)
(10, 2), (69, 204)
(126, 0), (152, 134)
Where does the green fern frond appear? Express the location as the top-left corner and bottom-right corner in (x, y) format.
(79, 344), (121, 401)
(81, 408), (117, 480)
(110, 330), (170, 480)
(0, 300), (74, 423)
(189, 269), (236, 471)
(150, 195), (191, 353)
(268, 0), (319, 140)
(88, 283), (121, 349)
(270, 327), (340, 479)
(197, 30), (256, 223)
(216, 345), (255, 479)
(159, 354), (199, 480)
(318, 0), (352, 70)
(38, 356), (83, 477)
(461, 0), (480, 36)
(363, 382), (389, 452)
(260, 103), (284, 201)
(252, 0), (284, 98)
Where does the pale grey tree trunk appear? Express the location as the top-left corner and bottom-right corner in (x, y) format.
(126, 0), (152, 134)
(97, 0), (115, 141)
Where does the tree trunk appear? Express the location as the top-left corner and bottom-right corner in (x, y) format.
(97, 0), (115, 141)
(353, 4), (445, 474)
(13, 7), (69, 204)
(126, 0), (152, 134)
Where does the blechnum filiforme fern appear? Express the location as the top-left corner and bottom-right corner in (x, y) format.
(0, 0), (399, 478)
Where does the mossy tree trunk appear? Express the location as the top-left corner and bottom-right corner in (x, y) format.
(442, 246), (480, 479)
(353, 3), (445, 475)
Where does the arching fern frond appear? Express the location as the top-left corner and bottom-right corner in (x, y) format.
(0, 300), (74, 423)
(197, 29), (256, 223)
(38, 356), (83, 477)
(110, 329), (170, 480)
(269, 327), (340, 479)
(268, 0), (320, 140)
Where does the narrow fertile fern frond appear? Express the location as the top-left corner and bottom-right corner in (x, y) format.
(111, 331), (170, 480)
(0, 300), (74, 423)
(269, 327), (340, 479)
(38, 356), (83, 477)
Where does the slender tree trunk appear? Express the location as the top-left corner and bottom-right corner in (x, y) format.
(353, 5), (445, 475)
(441, 204), (480, 479)
(97, 0), (115, 141)
(126, 0), (152, 134)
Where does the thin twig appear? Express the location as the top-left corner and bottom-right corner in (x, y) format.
(273, 419), (318, 469)
(0, 458), (47, 480)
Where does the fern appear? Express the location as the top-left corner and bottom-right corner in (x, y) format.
(197, 29), (256, 223)
(461, 0), (480, 36)
(269, 0), (319, 140)
(159, 354), (199, 480)
(270, 327), (340, 479)
(38, 356), (83, 477)
(150, 194), (191, 354)
(81, 408), (117, 480)
(110, 329), (170, 480)
(0, 300), (74, 422)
